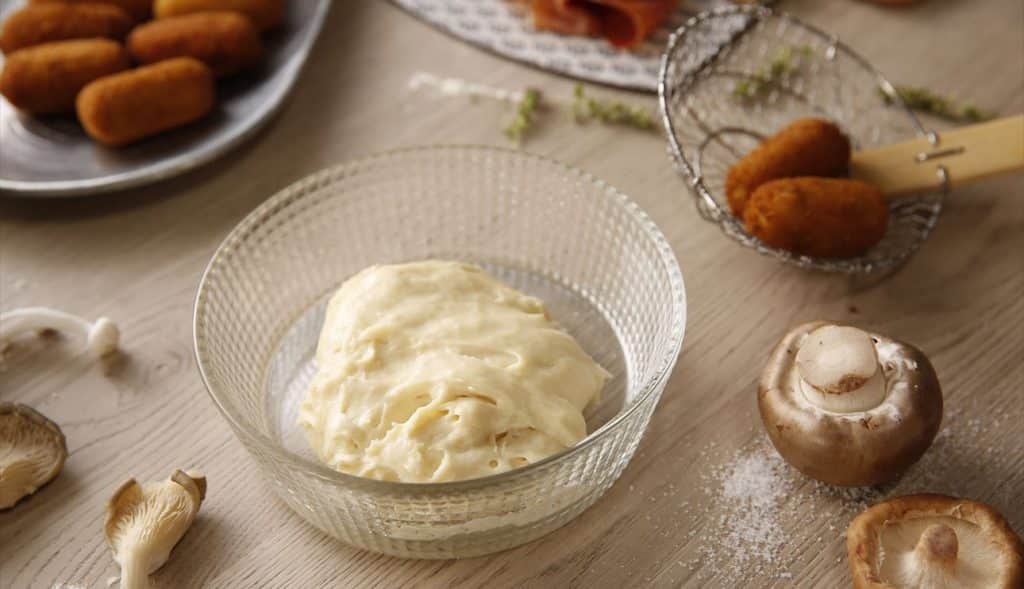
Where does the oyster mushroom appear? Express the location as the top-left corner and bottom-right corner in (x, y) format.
(758, 321), (942, 486)
(847, 494), (1024, 588)
(0, 306), (119, 358)
(0, 403), (68, 509)
(105, 469), (206, 589)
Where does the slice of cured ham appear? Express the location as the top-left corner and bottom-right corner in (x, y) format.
(530, 0), (678, 49)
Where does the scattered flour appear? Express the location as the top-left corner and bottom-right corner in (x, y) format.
(695, 441), (801, 584)
(407, 72), (524, 104)
(689, 397), (1021, 585)
(717, 449), (794, 570)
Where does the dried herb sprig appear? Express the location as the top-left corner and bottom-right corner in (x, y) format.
(732, 45), (813, 101)
(503, 87), (543, 143)
(879, 85), (997, 123)
(413, 73), (655, 145)
(571, 83), (655, 130)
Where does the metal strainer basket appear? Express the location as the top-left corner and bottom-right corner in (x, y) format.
(659, 6), (945, 273)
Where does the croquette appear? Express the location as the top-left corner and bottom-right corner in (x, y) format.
(726, 118), (851, 216)
(76, 57), (215, 146)
(29, 0), (153, 22)
(0, 4), (133, 54)
(743, 177), (890, 258)
(153, 0), (285, 31)
(128, 12), (262, 77)
(0, 38), (131, 114)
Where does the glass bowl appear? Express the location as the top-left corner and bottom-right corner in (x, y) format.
(193, 146), (687, 558)
(659, 6), (945, 273)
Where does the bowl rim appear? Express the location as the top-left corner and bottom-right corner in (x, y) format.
(657, 4), (944, 274)
(193, 144), (687, 494)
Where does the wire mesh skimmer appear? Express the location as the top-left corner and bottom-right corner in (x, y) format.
(659, 5), (945, 274)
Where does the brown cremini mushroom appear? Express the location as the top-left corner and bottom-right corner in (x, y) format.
(847, 494), (1024, 588)
(759, 321), (942, 486)
(105, 469), (206, 589)
(0, 402), (67, 509)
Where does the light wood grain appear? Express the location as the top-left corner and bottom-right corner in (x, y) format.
(2, 1), (1022, 588)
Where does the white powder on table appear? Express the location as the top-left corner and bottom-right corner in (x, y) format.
(691, 397), (1022, 586)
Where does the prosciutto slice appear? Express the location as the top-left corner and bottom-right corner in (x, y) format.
(530, 0), (678, 49)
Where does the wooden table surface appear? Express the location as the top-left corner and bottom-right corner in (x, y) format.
(2, 1), (1022, 587)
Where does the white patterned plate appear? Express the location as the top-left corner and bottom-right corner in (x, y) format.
(390, 0), (746, 92)
(0, 0), (330, 197)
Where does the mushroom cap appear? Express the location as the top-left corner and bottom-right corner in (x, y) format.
(0, 403), (68, 509)
(847, 494), (1024, 588)
(87, 316), (120, 357)
(104, 469), (205, 575)
(758, 321), (942, 486)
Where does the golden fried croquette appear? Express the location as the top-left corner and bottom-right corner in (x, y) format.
(743, 177), (889, 258)
(726, 118), (851, 216)
(76, 57), (215, 146)
(128, 12), (262, 77)
(153, 0), (285, 31)
(0, 39), (130, 114)
(29, 0), (153, 22)
(0, 4), (133, 54)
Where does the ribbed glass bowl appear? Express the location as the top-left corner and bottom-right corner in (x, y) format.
(193, 146), (686, 559)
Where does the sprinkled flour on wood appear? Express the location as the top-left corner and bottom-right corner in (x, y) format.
(689, 398), (1022, 586)
(716, 449), (794, 571)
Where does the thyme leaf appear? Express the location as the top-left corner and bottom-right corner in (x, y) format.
(732, 45), (813, 101)
(503, 88), (542, 143)
(879, 85), (997, 123)
(571, 83), (655, 130)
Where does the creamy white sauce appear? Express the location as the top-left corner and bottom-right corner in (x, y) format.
(298, 261), (609, 483)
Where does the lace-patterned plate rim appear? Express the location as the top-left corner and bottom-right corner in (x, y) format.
(388, 0), (760, 93)
(658, 5), (946, 274)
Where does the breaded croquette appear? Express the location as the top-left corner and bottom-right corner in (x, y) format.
(128, 12), (262, 77)
(77, 57), (215, 146)
(743, 177), (889, 258)
(726, 118), (851, 216)
(0, 4), (133, 54)
(0, 39), (131, 114)
(153, 0), (285, 31)
(29, 0), (153, 22)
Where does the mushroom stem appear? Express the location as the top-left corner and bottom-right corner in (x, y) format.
(120, 555), (151, 589)
(105, 470), (205, 589)
(915, 523), (959, 570)
(0, 306), (119, 357)
(795, 325), (886, 412)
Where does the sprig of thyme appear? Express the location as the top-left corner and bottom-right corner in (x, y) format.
(571, 83), (655, 130)
(503, 88), (542, 144)
(879, 85), (997, 123)
(732, 45), (814, 101)
(503, 84), (655, 144)
(411, 73), (655, 145)
(729, 50), (999, 124)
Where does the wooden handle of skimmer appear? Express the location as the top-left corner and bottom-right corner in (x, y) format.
(850, 114), (1024, 199)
